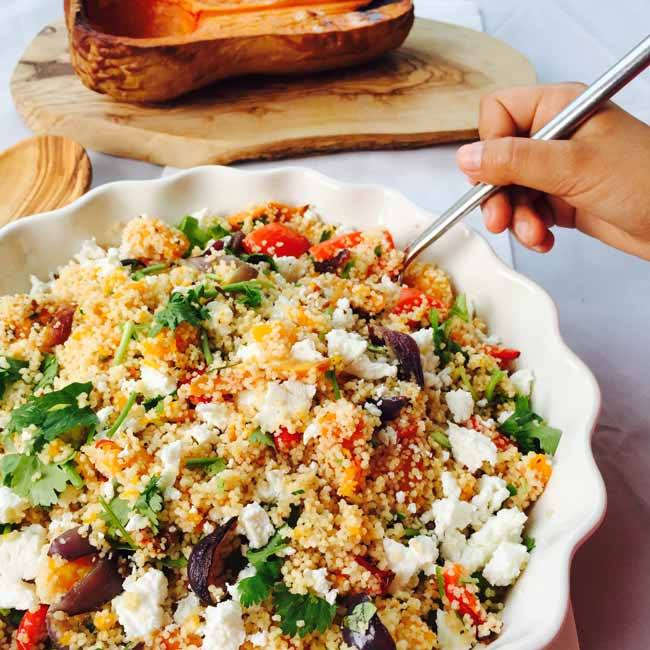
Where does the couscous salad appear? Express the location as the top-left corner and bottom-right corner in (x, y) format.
(0, 203), (561, 650)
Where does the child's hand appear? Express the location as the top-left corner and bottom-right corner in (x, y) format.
(456, 83), (650, 260)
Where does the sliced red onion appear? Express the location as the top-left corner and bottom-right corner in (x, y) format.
(222, 256), (258, 283)
(48, 528), (96, 561)
(53, 558), (123, 616)
(381, 328), (424, 387)
(188, 517), (241, 605)
(342, 594), (396, 650)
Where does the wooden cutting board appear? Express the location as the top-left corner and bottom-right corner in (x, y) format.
(11, 18), (535, 168)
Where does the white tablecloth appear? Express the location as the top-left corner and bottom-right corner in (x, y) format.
(2, 2), (650, 649)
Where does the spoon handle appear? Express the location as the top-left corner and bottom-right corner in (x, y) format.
(403, 32), (650, 269)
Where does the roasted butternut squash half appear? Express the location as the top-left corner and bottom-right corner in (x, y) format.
(64, 0), (414, 103)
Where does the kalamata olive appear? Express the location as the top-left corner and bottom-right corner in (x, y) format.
(188, 517), (242, 605)
(342, 594), (396, 650)
(229, 231), (245, 254)
(314, 248), (351, 274)
(380, 328), (424, 387)
(371, 396), (410, 423)
(46, 609), (71, 650)
(120, 258), (145, 270)
(54, 558), (123, 616)
(48, 528), (96, 561)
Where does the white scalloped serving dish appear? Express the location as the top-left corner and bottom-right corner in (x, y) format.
(0, 166), (605, 650)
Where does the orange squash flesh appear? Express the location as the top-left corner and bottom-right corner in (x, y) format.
(65, 0), (414, 102)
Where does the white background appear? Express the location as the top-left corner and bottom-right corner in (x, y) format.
(1, 1), (649, 649)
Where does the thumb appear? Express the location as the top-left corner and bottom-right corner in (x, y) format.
(457, 137), (586, 198)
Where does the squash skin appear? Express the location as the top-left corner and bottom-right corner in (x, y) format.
(64, 0), (415, 103)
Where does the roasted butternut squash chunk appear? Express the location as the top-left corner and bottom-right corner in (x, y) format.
(65, 0), (414, 102)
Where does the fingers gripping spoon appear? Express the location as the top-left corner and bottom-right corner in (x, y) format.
(401, 33), (650, 275)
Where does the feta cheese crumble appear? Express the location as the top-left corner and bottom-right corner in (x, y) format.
(510, 369), (534, 396)
(255, 381), (316, 433)
(0, 524), (46, 609)
(482, 541), (529, 586)
(383, 535), (439, 591)
(204, 600), (246, 650)
(239, 502), (275, 549)
(0, 485), (28, 524)
(447, 423), (497, 473)
(112, 568), (168, 641)
(445, 389), (475, 424)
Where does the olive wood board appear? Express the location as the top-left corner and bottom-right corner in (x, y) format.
(11, 18), (535, 168)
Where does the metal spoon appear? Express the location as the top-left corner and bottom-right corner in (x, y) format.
(402, 33), (650, 272)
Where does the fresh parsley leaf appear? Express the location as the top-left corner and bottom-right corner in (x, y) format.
(249, 428), (276, 449)
(238, 557), (283, 607)
(178, 215), (230, 254)
(429, 308), (467, 366)
(506, 483), (518, 496)
(161, 555), (188, 569)
(0, 454), (73, 507)
(344, 601), (377, 634)
(133, 476), (164, 534)
(62, 461), (84, 489)
(286, 503), (302, 529)
(221, 279), (269, 308)
(150, 288), (210, 335)
(319, 230), (333, 243)
(99, 496), (136, 549)
(185, 457), (227, 475)
(448, 294), (470, 322)
(325, 370), (341, 400)
(7, 382), (97, 447)
(0, 357), (28, 399)
(34, 354), (58, 392)
(500, 395), (562, 455)
(143, 395), (165, 411)
(272, 584), (337, 638)
(524, 536), (536, 552)
(403, 527), (422, 539)
(0, 609), (23, 627)
(246, 530), (288, 567)
(239, 253), (279, 272)
(374, 245), (382, 258)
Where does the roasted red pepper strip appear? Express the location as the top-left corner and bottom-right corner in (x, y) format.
(273, 426), (302, 451)
(16, 605), (49, 650)
(243, 223), (310, 258)
(442, 564), (485, 627)
(484, 345), (521, 361)
(355, 556), (395, 595)
(309, 232), (363, 262)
